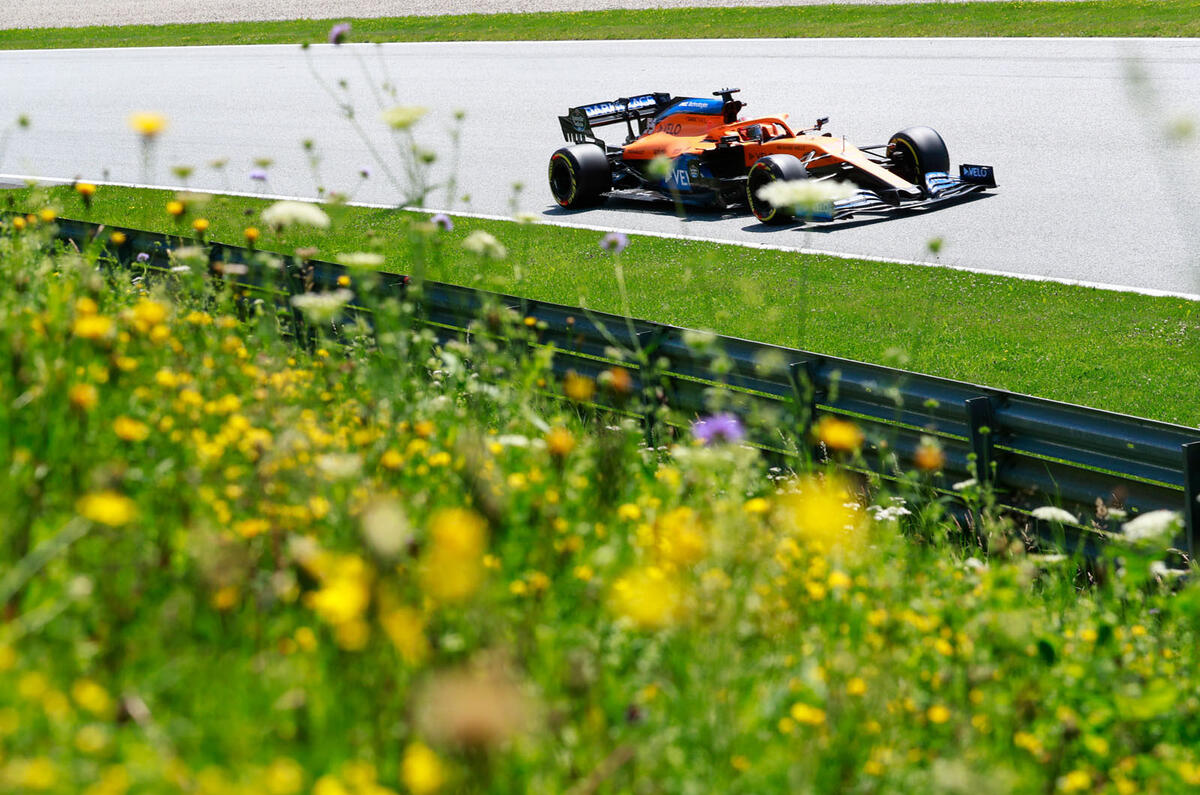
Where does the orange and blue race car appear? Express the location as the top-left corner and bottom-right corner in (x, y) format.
(548, 88), (995, 224)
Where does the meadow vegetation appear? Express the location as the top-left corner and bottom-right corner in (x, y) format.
(1, 203), (1199, 794)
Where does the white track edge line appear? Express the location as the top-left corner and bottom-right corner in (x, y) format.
(5, 172), (1197, 303)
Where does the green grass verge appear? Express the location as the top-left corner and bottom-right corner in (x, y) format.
(1, 1), (1197, 50)
(6, 183), (1198, 427)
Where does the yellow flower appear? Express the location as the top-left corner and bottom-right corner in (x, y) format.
(265, 757), (305, 795)
(573, 565), (594, 582)
(307, 556), (371, 626)
(927, 704), (951, 724)
(212, 585), (239, 611)
(71, 679), (113, 716)
(192, 218), (210, 233)
(166, 200), (185, 217)
(610, 566), (685, 630)
(244, 226), (261, 244)
(420, 508), (488, 603)
(131, 299), (169, 327)
(743, 497), (770, 515)
(776, 476), (866, 557)
(11, 216), (26, 230)
(789, 702), (826, 726)
(74, 724), (110, 754)
(69, 383), (99, 411)
(815, 415), (864, 453)
(914, 436), (946, 471)
(731, 755), (750, 772)
(656, 506), (707, 567)
(38, 208), (57, 223)
(563, 371), (595, 402)
(110, 231), (127, 245)
(380, 607), (430, 665)
(128, 111), (167, 137)
(75, 182), (97, 197)
(78, 491), (137, 526)
(337, 274), (351, 287)
(846, 677), (868, 696)
(1058, 770), (1092, 793)
(72, 314), (114, 340)
(827, 570), (852, 590)
(381, 105), (429, 130)
(617, 503), (641, 521)
(546, 426), (575, 458)
(234, 518), (271, 538)
(113, 416), (150, 441)
(401, 742), (446, 795)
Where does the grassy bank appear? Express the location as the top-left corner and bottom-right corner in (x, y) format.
(3, 196), (1200, 794)
(5, 183), (1198, 427)
(1, 1), (1197, 50)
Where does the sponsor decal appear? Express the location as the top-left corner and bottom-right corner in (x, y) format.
(581, 94), (659, 119)
(961, 165), (991, 180)
(670, 169), (691, 190)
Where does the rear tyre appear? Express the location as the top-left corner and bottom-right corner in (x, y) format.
(886, 126), (950, 184)
(548, 144), (611, 208)
(746, 154), (808, 225)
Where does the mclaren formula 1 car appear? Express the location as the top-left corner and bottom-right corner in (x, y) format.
(548, 88), (995, 223)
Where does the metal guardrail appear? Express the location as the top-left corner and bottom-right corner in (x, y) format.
(36, 216), (1200, 556)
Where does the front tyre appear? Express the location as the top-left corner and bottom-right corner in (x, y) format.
(746, 154), (808, 225)
(886, 126), (950, 185)
(548, 144), (611, 208)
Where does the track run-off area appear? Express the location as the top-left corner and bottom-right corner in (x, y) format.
(2, 37), (1199, 296)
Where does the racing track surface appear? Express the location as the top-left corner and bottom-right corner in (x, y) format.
(1, 38), (1198, 296)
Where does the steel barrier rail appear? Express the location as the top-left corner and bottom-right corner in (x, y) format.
(32, 216), (1200, 556)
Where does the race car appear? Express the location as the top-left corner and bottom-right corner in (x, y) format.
(548, 88), (995, 224)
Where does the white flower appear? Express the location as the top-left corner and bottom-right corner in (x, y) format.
(1028, 553), (1068, 565)
(1149, 560), (1185, 580)
(360, 498), (411, 558)
(756, 179), (857, 214)
(1121, 510), (1182, 543)
(1031, 506), (1077, 524)
(952, 478), (977, 492)
(380, 105), (428, 130)
(868, 504), (912, 522)
(335, 251), (385, 268)
(963, 557), (986, 571)
(290, 288), (353, 323)
(261, 200), (330, 230)
(461, 230), (507, 259)
(315, 452), (362, 480)
(1106, 508), (1128, 521)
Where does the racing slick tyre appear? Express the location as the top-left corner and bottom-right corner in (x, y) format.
(886, 126), (950, 185)
(746, 154), (808, 225)
(549, 144), (611, 208)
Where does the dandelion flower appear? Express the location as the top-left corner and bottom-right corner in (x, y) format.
(610, 566), (685, 629)
(77, 492), (137, 526)
(68, 383), (98, 411)
(815, 415), (863, 453)
(128, 111), (167, 137)
(262, 200), (330, 231)
(381, 105), (428, 130)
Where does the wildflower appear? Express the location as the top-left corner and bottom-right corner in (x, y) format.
(360, 498), (411, 559)
(914, 436), (945, 471)
(927, 705), (951, 724)
(131, 298), (168, 330)
(1058, 770), (1092, 793)
(380, 606), (429, 665)
(546, 426), (575, 458)
(420, 508), (488, 603)
(38, 208), (56, 223)
(192, 218), (210, 234)
(1032, 506), (1077, 524)
(262, 200), (330, 230)
(610, 566), (684, 629)
(335, 251), (385, 268)
(166, 200), (184, 217)
(401, 743), (445, 795)
(617, 503), (641, 521)
(563, 371), (596, 402)
(71, 679), (112, 716)
(776, 475), (865, 557)
(75, 182), (96, 207)
(291, 289), (354, 324)
(414, 663), (532, 748)
(233, 518), (270, 538)
(110, 231), (126, 245)
(136, 252), (150, 263)
(11, 216), (26, 230)
(327, 22), (351, 44)
(952, 478), (977, 491)
(430, 213), (453, 231)
(265, 758), (305, 795)
(461, 229), (506, 259)
(815, 415), (863, 453)
(743, 497), (770, 515)
(692, 412), (745, 445)
(789, 702), (826, 726)
(656, 507), (707, 567)
(68, 383), (98, 411)
(244, 227), (260, 245)
(755, 178), (856, 216)
(381, 105), (428, 130)
(603, 366), (633, 395)
(77, 491), (137, 526)
(846, 677), (867, 696)
(600, 231), (629, 254)
(249, 168), (268, 181)
(306, 555), (371, 627)
(128, 111), (167, 137)
(1122, 510), (1181, 544)
(113, 416), (150, 441)
(316, 453), (363, 480)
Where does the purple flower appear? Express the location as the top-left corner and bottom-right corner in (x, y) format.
(692, 413), (745, 445)
(430, 213), (453, 231)
(600, 231), (629, 254)
(249, 168), (268, 181)
(359, 168), (370, 179)
(136, 252), (150, 263)
(328, 22), (351, 45)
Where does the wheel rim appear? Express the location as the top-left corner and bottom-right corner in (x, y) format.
(747, 163), (776, 221)
(549, 155), (577, 206)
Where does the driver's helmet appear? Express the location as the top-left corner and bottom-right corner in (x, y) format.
(741, 124), (763, 142)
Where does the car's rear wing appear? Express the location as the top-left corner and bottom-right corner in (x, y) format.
(559, 93), (674, 144)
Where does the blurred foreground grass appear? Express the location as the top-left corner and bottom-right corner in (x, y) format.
(2, 204), (1200, 793)
(6, 184), (1198, 428)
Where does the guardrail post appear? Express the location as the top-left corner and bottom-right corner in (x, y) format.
(1184, 441), (1200, 559)
(788, 359), (820, 450)
(965, 396), (995, 484)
